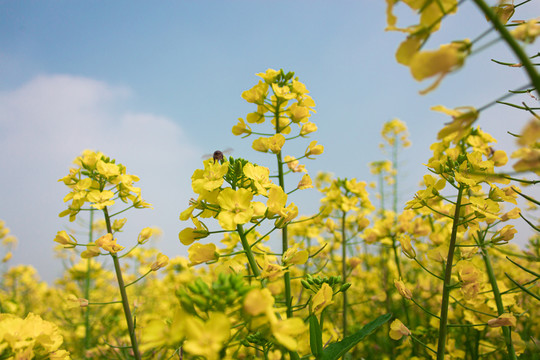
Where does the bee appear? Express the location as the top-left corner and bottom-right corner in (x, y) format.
(202, 148), (233, 164)
(213, 150), (224, 164)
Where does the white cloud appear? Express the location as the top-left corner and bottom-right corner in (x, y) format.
(0, 74), (201, 282)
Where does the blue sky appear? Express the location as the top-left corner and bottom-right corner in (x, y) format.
(1, 1), (538, 282)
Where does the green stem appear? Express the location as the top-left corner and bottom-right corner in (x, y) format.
(274, 101), (293, 320)
(341, 210), (348, 339)
(236, 224), (260, 277)
(84, 209), (94, 355)
(472, 0), (540, 92)
(103, 207), (141, 360)
(436, 184), (464, 360)
(480, 240), (517, 359)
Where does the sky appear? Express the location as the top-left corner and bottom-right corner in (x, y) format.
(1, 1), (539, 283)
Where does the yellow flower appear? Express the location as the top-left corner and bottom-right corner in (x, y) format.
(267, 133), (286, 154)
(95, 233), (124, 254)
(409, 40), (470, 94)
(511, 19), (540, 43)
(491, 225), (517, 245)
(81, 243), (100, 258)
(432, 105), (478, 141)
(191, 159), (229, 194)
(150, 252), (169, 271)
(271, 83), (296, 100)
(217, 188), (254, 230)
(252, 136), (270, 153)
(389, 319), (411, 340)
(188, 243), (219, 266)
(86, 189), (115, 210)
(54, 230), (77, 247)
(242, 80), (268, 104)
(399, 234), (416, 259)
(0, 313), (70, 358)
(178, 217), (209, 245)
(282, 244), (309, 266)
(257, 68), (280, 83)
(284, 156), (307, 173)
(271, 317), (307, 351)
(244, 163), (273, 195)
(297, 173), (313, 190)
(487, 313), (516, 328)
(287, 102), (310, 123)
(232, 118), (252, 136)
(267, 186), (288, 215)
(311, 283), (334, 316)
(183, 312), (230, 360)
(244, 288), (275, 317)
(394, 279), (412, 300)
(305, 140), (324, 158)
(96, 159), (121, 179)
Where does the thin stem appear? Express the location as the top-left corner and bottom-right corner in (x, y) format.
(341, 210), (348, 339)
(102, 207), (141, 360)
(84, 209), (94, 355)
(481, 245), (517, 360)
(436, 184), (464, 360)
(237, 224), (260, 277)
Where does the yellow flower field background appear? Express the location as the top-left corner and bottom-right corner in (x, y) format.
(1, 1), (539, 359)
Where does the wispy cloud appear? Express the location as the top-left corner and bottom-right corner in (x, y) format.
(0, 74), (200, 282)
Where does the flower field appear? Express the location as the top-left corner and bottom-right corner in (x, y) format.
(1, 1), (539, 359)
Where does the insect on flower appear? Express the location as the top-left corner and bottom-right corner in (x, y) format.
(202, 148), (233, 164)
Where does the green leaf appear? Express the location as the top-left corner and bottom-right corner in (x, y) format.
(309, 314), (323, 358)
(321, 313), (392, 360)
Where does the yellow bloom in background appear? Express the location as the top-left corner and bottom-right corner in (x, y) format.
(511, 19), (540, 43)
(311, 283), (334, 316)
(188, 243), (219, 266)
(183, 312), (230, 360)
(244, 288), (275, 317)
(389, 319), (411, 340)
(95, 233), (124, 254)
(217, 188), (254, 230)
(0, 313), (70, 359)
(271, 317), (306, 351)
